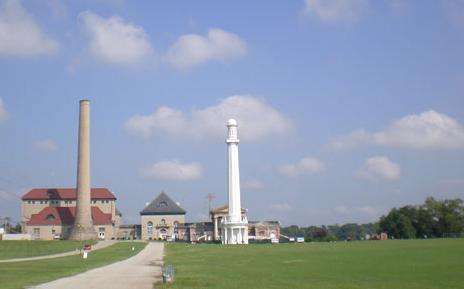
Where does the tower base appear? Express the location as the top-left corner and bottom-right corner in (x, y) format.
(221, 220), (248, 245)
(68, 225), (97, 241)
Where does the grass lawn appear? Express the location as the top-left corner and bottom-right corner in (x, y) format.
(159, 238), (464, 289)
(0, 240), (96, 260)
(0, 241), (146, 289)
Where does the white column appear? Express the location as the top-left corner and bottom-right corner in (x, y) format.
(214, 217), (218, 241)
(224, 227), (228, 244)
(226, 119), (241, 223)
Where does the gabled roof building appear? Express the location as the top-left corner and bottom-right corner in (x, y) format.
(21, 187), (121, 240)
(140, 191), (186, 240)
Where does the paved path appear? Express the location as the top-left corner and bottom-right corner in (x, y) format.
(0, 240), (116, 263)
(32, 242), (164, 289)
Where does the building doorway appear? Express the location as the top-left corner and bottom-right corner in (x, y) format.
(98, 227), (105, 240)
(159, 228), (168, 240)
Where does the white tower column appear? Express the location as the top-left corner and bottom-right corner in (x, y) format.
(227, 119), (241, 223)
(221, 119), (248, 245)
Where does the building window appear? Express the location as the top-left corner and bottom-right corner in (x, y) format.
(157, 201), (168, 208)
(160, 219), (166, 226)
(46, 214), (56, 221)
(33, 228), (40, 239)
(147, 221), (153, 235)
(92, 200), (96, 204)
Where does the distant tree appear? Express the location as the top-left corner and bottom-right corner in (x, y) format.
(425, 197), (464, 236)
(281, 197), (463, 242)
(379, 197), (464, 238)
(379, 208), (416, 239)
(9, 223), (22, 233)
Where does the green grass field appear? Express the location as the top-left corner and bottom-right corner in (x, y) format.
(0, 241), (146, 289)
(159, 239), (464, 289)
(0, 240), (95, 260)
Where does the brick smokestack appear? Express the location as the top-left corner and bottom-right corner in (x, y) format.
(69, 99), (96, 240)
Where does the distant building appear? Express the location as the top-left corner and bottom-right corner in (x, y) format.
(140, 192), (186, 240)
(117, 224), (141, 240)
(176, 222), (214, 242)
(248, 221), (280, 242)
(210, 205), (280, 243)
(210, 205), (246, 241)
(138, 192), (281, 243)
(21, 188), (121, 240)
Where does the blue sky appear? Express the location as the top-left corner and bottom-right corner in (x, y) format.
(0, 0), (463, 226)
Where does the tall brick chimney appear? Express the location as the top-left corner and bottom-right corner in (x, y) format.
(69, 100), (96, 240)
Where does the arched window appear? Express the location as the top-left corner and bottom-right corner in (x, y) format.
(157, 201), (168, 208)
(147, 221), (153, 235)
(46, 214), (56, 221)
(160, 219), (166, 225)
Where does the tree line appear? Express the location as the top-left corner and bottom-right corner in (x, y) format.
(281, 197), (464, 241)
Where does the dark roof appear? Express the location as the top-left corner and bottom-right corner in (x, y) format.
(22, 188), (116, 200)
(140, 191), (186, 215)
(27, 206), (112, 226)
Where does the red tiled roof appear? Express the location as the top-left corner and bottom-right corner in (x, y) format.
(26, 206), (113, 226)
(22, 188), (116, 200)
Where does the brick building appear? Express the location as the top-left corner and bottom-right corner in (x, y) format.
(140, 192), (186, 240)
(21, 188), (121, 240)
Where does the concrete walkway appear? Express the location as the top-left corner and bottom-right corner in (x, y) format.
(0, 240), (116, 263)
(32, 242), (164, 289)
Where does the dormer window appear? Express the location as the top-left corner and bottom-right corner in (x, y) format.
(157, 201), (168, 208)
(46, 214), (56, 221)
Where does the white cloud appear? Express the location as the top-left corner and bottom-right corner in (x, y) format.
(330, 110), (464, 150)
(269, 203), (292, 212)
(355, 156), (401, 181)
(78, 11), (153, 65)
(278, 157), (326, 177)
(140, 160), (203, 181)
(124, 95), (293, 142)
(0, 0), (58, 56)
(242, 179), (265, 191)
(0, 97), (8, 122)
(302, 0), (369, 22)
(34, 139), (58, 152)
(165, 28), (247, 70)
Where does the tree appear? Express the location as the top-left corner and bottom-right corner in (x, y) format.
(379, 208), (416, 239)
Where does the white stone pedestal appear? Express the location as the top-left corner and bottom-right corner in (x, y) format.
(222, 217), (248, 245)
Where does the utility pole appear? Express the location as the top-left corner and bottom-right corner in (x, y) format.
(206, 193), (215, 217)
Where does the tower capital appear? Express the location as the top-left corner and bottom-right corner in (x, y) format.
(226, 119), (239, 143)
